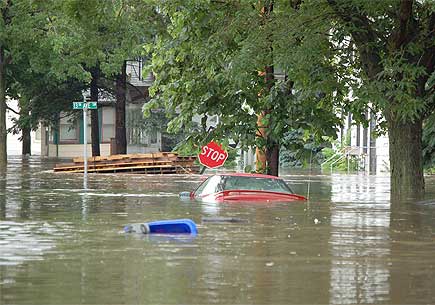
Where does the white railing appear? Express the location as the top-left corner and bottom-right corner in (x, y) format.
(321, 146), (369, 173)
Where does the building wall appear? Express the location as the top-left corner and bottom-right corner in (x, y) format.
(47, 144), (111, 158)
(375, 136), (390, 173)
(126, 59), (154, 87)
(6, 100), (41, 156)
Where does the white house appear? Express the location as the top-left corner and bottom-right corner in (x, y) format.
(6, 100), (41, 156)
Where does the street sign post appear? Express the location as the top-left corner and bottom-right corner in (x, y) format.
(198, 141), (228, 169)
(72, 98), (98, 189)
(83, 100), (88, 188)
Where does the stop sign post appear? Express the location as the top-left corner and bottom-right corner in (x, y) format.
(199, 141), (228, 169)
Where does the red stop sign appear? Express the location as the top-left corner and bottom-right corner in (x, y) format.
(198, 141), (228, 169)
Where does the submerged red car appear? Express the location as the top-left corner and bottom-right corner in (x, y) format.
(180, 173), (306, 203)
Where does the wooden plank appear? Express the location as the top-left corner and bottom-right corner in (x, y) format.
(73, 156), (108, 163)
(55, 162), (77, 168)
(54, 159), (197, 172)
(72, 153), (194, 164)
(91, 164), (175, 173)
(107, 155), (126, 161)
(55, 152), (197, 174)
(54, 165), (85, 171)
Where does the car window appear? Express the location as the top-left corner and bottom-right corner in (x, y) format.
(194, 175), (224, 197)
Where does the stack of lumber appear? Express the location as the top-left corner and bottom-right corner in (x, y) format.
(53, 152), (199, 174)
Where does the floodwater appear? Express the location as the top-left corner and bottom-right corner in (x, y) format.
(1, 157), (435, 305)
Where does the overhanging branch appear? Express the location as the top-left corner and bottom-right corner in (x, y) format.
(6, 105), (19, 115)
(326, 0), (383, 79)
(392, 0), (415, 48)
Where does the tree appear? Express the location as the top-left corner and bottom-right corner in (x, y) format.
(5, 28), (86, 156)
(0, 0), (57, 165)
(327, 0), (435, 198)
(115, 61), (127, 154)
(7, 79), (85, 155)
(422, 72), (435, 170)
(289, 0), (434, 199)
(145, 0), (340, 175)
(51, 0), (157, 156)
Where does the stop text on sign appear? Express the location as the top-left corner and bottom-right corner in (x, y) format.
(198, 141), (228, 169)
(201, 146), (226, 162)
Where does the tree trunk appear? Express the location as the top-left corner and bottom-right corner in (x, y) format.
(115, 61), (127, 155)
(22, 127), (31, 155)
(90, 66), (100, 156)
(264, 63), (279, 176)
(267, 142), (279, 176)
(255, 112), (267, 173)
(255, 2), (279, 176)
(20, 99), (31, 156)
(0, 46), (6, 167)
(388, 118), (424, 200)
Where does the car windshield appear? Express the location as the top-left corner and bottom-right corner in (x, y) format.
(222, 176), (293, 194)
(194, 175), (294, 197)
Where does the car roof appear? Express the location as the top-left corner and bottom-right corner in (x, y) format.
(213, 173), (282, 180)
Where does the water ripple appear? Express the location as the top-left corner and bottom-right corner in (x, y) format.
(0, 221), (73, 266)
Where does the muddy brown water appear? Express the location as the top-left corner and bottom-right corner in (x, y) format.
(1, 156), (435, 304)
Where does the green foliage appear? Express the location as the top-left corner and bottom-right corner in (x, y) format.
(220, 147), (238, 169)
(8, 79), (86, 135)
(423, 113), (435, 171)
(0, 0), (96, 141)
(279, 129), (331, 168)
(47, 0), (156, 80)
(0, 0), (67, 160)
(145, 0), (342, 156)
(139, 108), (198, 153)
(2, 0), (160, 154)
(0, 0), (432, 195)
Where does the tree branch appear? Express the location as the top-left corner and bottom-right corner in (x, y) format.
(6, 105), (19, 115)
(392, 0), (415, 48)
(326, 0), (383, 79)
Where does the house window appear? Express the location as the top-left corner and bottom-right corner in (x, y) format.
(84, 112), (91, 144)
(101, 107), (115, 142)
(150, 129), (158, 144)
(34, 128), (41, 141)
(127, 107), (148, 145)
(59, 115), (78, 142)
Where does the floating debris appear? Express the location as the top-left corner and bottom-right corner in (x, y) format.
(201, 217), (248, 223)
(124, 219), (197, 235)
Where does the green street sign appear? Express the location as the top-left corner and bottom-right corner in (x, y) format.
(73, 102), (86, 109)
(87, 102), (97, 109)
(72, 102), (97, 109)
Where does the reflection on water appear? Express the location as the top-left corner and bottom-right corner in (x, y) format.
(331, 173), (391, 203)
(330, 174), (391, 304)
(1, 157), (435, 304)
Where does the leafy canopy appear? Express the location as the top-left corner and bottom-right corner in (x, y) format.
(145, 0), (342, 153)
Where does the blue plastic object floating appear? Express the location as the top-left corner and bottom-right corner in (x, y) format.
(124, 218), (197, 235)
